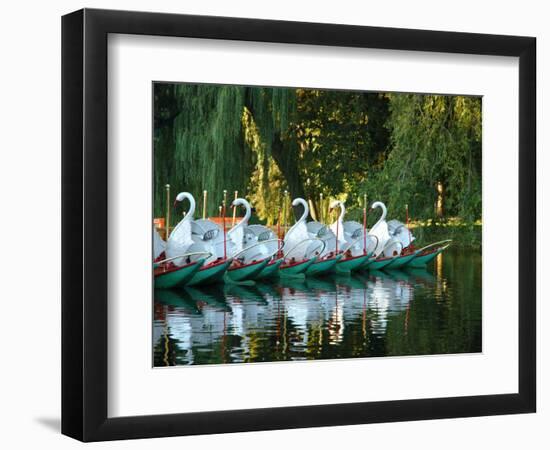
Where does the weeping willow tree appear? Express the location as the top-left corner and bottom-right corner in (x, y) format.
(155, 83), (482, 228)
(362, 94), (482, 223)
(153, 83), (298, 220)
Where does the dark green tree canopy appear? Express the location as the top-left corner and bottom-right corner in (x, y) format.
(154, 83), (481, 225)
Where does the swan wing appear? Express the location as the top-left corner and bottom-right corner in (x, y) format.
(153, 228), (166, 260)
(329, 219), (347, 249)
(283, 221), (310, 258)
(382, 237), (403, 258)
(306, 221), (336, 256)
(166, 219), (194, 265)
(343, 220), (363, 235)
(387, 219), (405, 235)
(393, 226), (415, 248)
(227, 224), (245, 255)
(369, 220), (391, 257)
(246, 224), (275, 240)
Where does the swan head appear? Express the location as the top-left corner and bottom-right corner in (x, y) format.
(329, 200), (343, 212)
(370, 201), (386, 211)
(173, 192), (194, 206)
(173, 192), (196, 219)
(231, 197), (250, 209)
(292, 197), (307, 207)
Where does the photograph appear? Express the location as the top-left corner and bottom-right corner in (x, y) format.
(152, 82), (482, 367)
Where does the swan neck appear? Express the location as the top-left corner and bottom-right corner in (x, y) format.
(298, 198), (309, 223)
(372, 203), (386, 229)
(183, 194), (195, 220)
(236, 200), (251, 229)
(338, 202), (345, 223)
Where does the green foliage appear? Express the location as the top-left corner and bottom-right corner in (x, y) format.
(362, 94), (482, 223)
(154, 83), (482, 230)
(293, 90), (389, 215)
(153, 84), (296, 218)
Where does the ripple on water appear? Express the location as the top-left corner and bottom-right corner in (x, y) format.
(153, 249), (482, 366)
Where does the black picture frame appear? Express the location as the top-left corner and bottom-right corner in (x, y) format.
(62, 8), (536, 442)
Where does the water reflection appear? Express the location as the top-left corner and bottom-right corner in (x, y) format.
(153, 248), (481, 366)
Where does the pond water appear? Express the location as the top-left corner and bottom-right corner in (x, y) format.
(153, 248), (481, 366)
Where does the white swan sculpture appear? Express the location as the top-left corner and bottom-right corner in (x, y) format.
(228, 198), (280, 264)
(283, 198), (324, 261)
(166, 192), (214, 266)
(153, 228), (166, 260)
(369, 201), (403, 258)
(387, 218), (415, 249)
(329, 200), (376, 257)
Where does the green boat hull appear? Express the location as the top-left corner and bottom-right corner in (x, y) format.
(253, 258), (283, 280)
(225, 259), (269, 282)
(336, 254), (370, 273)
(187, 259), (232, 286)
(384, 252), (418, 269)
(306, 255), (341, 276)
(154, 259), (204, 289)
(367, 257), (395, 271)
(407, 248), (445, 268)
(280, 257), (317, 276)
(357, 251), (375, 269)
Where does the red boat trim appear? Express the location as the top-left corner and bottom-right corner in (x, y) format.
(280, 258), (311, 269)
(317, 254), (339, 263)
(199, 258), (231, 271)
(417, 247), (440, 257)
(373, 256), (393, 262)
(339, 253), (366, 262)
(267, 258), (284, 266)
(227, 259), (265, 271)
(154, 260), (199, 278)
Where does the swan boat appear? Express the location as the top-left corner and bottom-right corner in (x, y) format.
(169, 192), (233, 286)
(245, 224), (284, 280)
(365, 201), (417, 270)
(153, 228), (208, 289)
(225, 198), (281, 282)
(287, 198), (342, 276)
(406, 240), (452, 267)
(329, 200), (373, 273)
(280, 198), (324, 276)
(366, 201), (451, 270)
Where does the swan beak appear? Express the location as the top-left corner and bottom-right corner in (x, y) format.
(173, 200), (179, 208)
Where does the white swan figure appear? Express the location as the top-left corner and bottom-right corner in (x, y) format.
(191, 218), (225, 263)
(227, 198), (252, 255)
(228, 198), (280, 263)
(329, 200), (375, 257)
(387, 219), (415, 248)
(369, 201), (403, 258)
(306, 220), (337, 257)
(343, 220), (378, 257)
(283, 198), (323, 260)
(166, 192), (197, 265)
(153, 228), (166, 260)
(329, 200), (348, 251)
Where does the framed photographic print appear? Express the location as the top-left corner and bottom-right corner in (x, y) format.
(62, 8), (536, 441)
